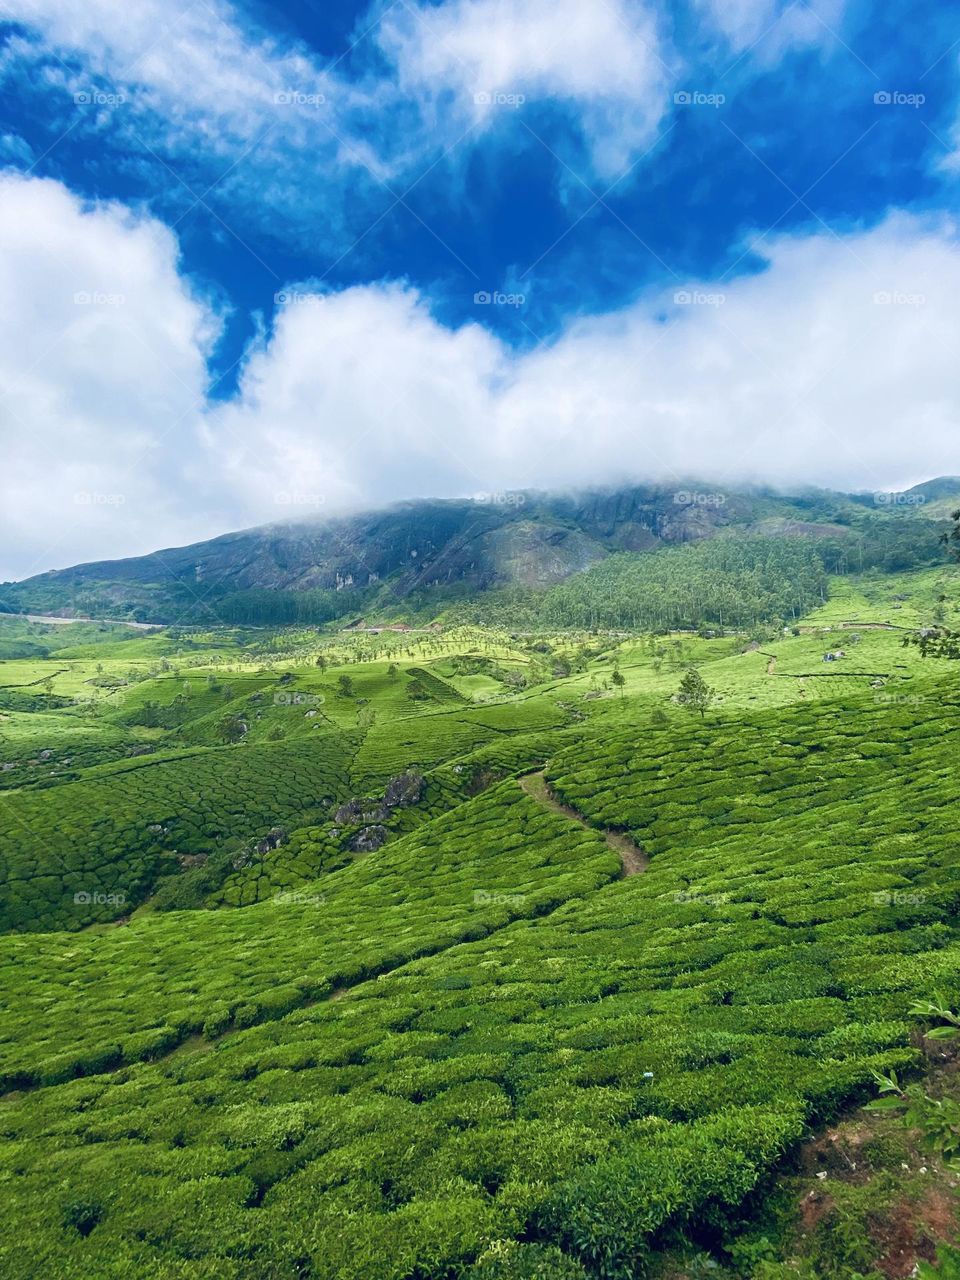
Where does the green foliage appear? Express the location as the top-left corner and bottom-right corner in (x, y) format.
(0, 733), (355, 930)
(533, 537), (829, 630)
(866, 1000), (960, 1169)
(1, 595), (959, 1277)
(677, 665), (715, 718)
(919, 1244), (960, 1279)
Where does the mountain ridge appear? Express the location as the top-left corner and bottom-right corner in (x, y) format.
(3, 477), (957, 624)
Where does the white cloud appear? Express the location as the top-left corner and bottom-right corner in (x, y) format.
(0, 0), (856, 230)
(0, 133), (35, 166)
(2, 176), (957, 580)
(5, 0), (675, 189)
(6, 0), (337, 136)
(379, 0), (673, 176)
(694, 0), (848, 57)
(0, 172), (220, 580)
(209, 214), (959, 521)
(0, 0), (394, 257)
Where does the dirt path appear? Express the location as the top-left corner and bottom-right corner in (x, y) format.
(519, 770), (648, 877)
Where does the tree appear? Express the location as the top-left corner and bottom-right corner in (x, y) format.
(407, 679), (429, 702)
(137, 700), (161, 728)
(217, 714), (247, 743)
(611, 670), (626, 700)
(902, 511), (960, 659)
(387, 663), (399, 679)
(942, 508), (960, 562)
(677, 667), (715, 719)
(337, 674), (354, 698)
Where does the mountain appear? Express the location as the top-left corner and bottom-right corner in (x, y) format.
(2, 479), (956, 625)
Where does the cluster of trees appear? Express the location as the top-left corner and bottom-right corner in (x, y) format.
(815, 514), (946, 575)
(215, 588), (359, 626)
(539, 537), (829, 630)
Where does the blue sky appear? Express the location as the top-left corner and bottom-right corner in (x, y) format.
(0, 0), (957, 578)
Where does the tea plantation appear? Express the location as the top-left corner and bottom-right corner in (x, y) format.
(0, 585), (958, 1277)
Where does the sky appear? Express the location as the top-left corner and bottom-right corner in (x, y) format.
(0, 0), (957, 580)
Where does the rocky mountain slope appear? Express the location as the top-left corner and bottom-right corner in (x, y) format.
(2, 478), (956, 623)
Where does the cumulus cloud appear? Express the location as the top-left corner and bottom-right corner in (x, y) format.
(2, 174), (956, 580)
(0, 172), (220, 580)
(209, 215), (959, 518)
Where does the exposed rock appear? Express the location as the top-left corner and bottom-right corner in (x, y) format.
(334, 798), (364, 824)
(383, 769), (425, 808)
(176, 853), (208, 868)
(348, 825), (389, 853)
(334, 797), (389, 824)
(255, 827), (288, 856)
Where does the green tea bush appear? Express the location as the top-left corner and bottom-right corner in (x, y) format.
(0, 733), (355, 930)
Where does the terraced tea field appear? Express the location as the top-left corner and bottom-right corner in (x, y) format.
(0, 584), (958, 1278)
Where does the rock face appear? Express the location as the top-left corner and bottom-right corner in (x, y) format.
(348, 826), (389, 853)
(2, 478), (913, 621)
(335, 772), (425, 826)
(383, 770), (424, 809)
(255, 828), (287, 856)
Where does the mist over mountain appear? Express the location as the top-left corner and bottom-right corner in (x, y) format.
(3, 477), (955, 625)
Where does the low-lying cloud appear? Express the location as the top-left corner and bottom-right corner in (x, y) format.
(0, 171), (956, 580)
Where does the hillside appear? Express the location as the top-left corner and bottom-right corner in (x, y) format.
(1, 565), (960, 1277)
(3, 478), (956, 625)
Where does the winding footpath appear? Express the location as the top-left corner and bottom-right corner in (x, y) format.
(518, 770), (648, 877)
